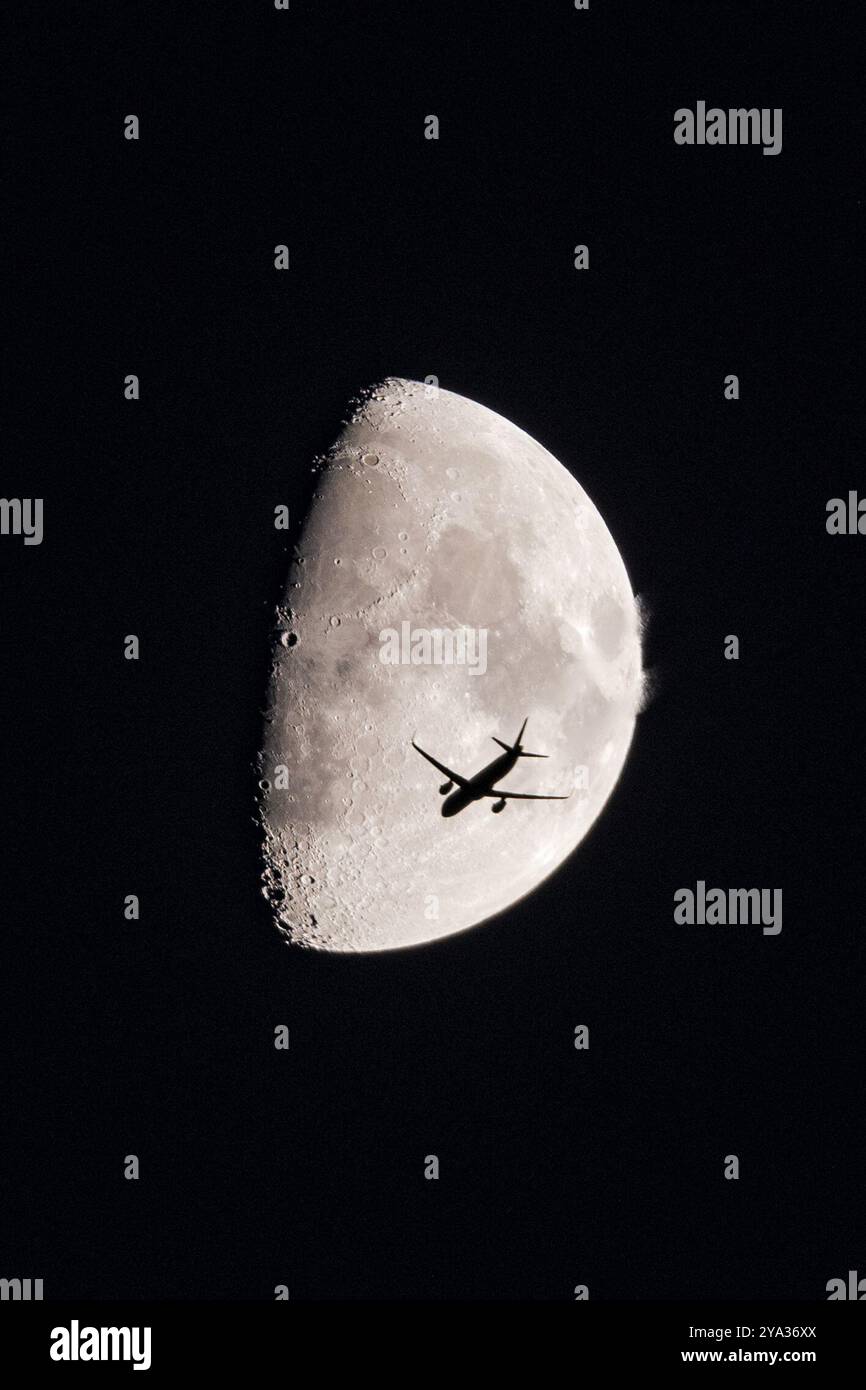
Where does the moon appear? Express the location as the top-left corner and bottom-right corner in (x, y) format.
(258, 378), (643, 952)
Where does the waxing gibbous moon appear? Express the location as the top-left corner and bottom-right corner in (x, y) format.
(258, 378), (644, 952)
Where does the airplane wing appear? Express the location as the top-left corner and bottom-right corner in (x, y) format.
(411, 740), (469, 788)
(481, 788), (571, 800)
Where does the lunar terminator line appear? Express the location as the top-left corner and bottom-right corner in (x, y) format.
(412, 718), (571, 817)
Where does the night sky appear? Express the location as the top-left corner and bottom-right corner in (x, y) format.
(3, 1), (863, 1301)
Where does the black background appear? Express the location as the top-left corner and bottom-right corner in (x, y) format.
(3, 1), (863, 1301)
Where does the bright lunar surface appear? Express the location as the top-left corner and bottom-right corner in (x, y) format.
(259, 378), (644, 951)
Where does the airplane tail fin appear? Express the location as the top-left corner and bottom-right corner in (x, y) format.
(492, 718), (548, 756)
(514, 716), (548, 757)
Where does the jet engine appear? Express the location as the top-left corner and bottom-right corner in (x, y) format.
(491, 798), (506, 813)
(439, 780), (454, 794)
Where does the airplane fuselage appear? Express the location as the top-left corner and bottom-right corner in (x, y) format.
(441, 749), (519, 817)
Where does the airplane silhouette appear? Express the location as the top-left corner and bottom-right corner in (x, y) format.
(412, 718), (571, 818)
